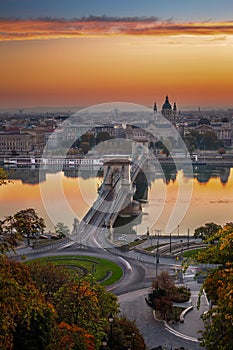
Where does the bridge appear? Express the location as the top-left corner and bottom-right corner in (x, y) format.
(70, 146), (150, 247)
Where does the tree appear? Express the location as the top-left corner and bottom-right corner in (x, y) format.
(194, 222), (221, 241)
(28, 261), (74, 302)
(146, 271), (190, 320)
(108, 316), (147, 350)
(80, 141), (91, 155)
(0, 216), (22, 254)
(11, 208), (45, 246)
(55, 222), (70, 238)
(0, 256), (56, 350)
(0, 168), (11, 186)
(96, 131), (112, 145)
(193, 224), (233, 349)
(30, 261), (118, 348)
(47, 322), (95, 350)
(54, 278), (107, 346)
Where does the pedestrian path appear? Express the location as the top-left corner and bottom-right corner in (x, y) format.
(118, 280), (208, 349)
(167, 282), (209, 341)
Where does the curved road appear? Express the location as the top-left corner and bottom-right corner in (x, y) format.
(14, 243), (203, 350)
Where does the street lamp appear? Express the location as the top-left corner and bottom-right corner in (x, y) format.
(108, 312), (114, 350)
(132, 332), (135, 350)
(99, 336), (108, 349)
(155, 229), (161, 278)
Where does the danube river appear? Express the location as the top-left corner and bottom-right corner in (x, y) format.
(1, 165), (233, 237)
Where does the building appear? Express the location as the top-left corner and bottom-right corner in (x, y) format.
(0, 131), (33, 155)
(161, 96), (177, 125)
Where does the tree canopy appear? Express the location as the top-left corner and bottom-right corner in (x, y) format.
(194, 223), (233, 349)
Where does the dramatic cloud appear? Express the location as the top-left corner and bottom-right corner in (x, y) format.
(1, 17), (233, 41)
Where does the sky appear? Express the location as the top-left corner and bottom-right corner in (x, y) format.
(0, 0), (233, 109)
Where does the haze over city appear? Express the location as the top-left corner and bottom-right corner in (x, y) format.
(1, 0), (233, 109)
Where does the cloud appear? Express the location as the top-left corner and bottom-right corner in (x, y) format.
(0, 17), (233, 41)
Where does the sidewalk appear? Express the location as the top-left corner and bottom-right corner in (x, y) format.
(166, 281), (209, 341)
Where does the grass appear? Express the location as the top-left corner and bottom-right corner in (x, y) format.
(128, 238), (147, 249)
(26, 255), (123, 286)
(183, 248), (205, 258)
(144, 243), (166, 252)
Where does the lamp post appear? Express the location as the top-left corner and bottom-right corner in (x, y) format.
(155, 229), (161, 278)
(100, 336), (107, 350)
(132, 332), (135, 350)
(108, 312), (114, 350)
(169, 232), (172, 254)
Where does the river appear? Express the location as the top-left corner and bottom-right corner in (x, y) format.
(1, 165), (233, 237)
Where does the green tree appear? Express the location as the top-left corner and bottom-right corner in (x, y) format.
(194, 222), (221, 241)
(0, 168), (11, 186)
(11, 208), (45, 246)
(55, 222), (70, 238)
(0, 216), (22, 254)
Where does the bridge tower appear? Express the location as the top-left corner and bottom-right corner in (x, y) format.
(103, 158), (132, 191)
(132, 140), (149, 159)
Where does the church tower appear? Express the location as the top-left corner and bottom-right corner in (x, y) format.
(161, 96), (176, 125)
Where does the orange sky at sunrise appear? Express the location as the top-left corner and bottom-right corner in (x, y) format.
(1, 18), (233, 108)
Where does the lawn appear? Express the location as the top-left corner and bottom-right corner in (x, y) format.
(26, 255), (123, 286)
(183, 248), (205, 258)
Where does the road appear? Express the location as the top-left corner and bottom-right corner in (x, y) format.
(13, 242), (205, 350)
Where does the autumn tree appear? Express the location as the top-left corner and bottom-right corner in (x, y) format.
(28, 261), (118, 348)
(194, 223), (233, 349)
(28, 261), (73, 302)
(108, 316), (147, 350)
(146, 271), (190, 319)
(46, 322), (95, 350)
(0, 256), (56, 350)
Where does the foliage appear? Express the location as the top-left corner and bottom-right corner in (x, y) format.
(28, 261), (118, 348)
(55, 222), (70, 238)
(193, 224), (233, 349)
(170, 286), (191, 303)
(96, 131), (112, 145)
(108, 316), (147, 350)
(184, 130), (222, 151)
(0, 255), (56, 350)
(46, 322), (95, 350)
(194, 222), (221, 241)
(28, 261), (74, 302)
(0, 216), (22, 254)
(0, 168), (11, 186)
(146, 271), (190, 320)
(80, 141), (91, 154)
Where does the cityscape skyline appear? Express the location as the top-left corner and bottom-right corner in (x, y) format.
(0, 1), (233, 109)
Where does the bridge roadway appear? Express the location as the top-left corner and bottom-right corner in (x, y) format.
(71, 156), (147, 246)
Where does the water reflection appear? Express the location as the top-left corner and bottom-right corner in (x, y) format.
(4, 164), (232, 186)
(1, 165), (233, 234)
